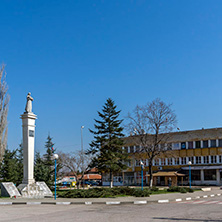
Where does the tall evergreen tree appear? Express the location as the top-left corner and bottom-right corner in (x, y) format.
(43, 135), (55, 187)
(87, 98), (128, 187)
(34, 151), (48, 182)
(16, 143), (23, 185)
(0, 148), (20, 185)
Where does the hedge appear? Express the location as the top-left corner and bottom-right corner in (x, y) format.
(57, 187), (151, 198)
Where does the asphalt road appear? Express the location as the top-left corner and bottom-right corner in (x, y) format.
(1, 197), (222, 222)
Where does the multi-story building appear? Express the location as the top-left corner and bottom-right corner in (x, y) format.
(121, 127), (222, 187)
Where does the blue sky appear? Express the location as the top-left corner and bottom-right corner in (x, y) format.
(1, 0), (222, 154)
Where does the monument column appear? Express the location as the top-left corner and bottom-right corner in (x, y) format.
(21, 112), (37, 184)
(17, 93), (52, 198)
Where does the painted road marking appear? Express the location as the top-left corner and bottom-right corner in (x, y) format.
(85, 202), (92, 205)
(176, 199), (182, 202)
(106, 202), (120, 205)
(0, 202), (12, 205)
(134, 201), (147, 204)
(56, 202), (71, 205)
(26, 202), (41, 205)
(158, 200), (169, 203)
(192, 201), (206, 204)
(203, 201), (219, 204)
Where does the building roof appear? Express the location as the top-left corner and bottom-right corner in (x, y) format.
(146, 171), (185, 177)
(78, 174), (101, 180)
(124, 127), (222, 145)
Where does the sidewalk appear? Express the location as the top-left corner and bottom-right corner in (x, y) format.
(1, 187), (222, 205)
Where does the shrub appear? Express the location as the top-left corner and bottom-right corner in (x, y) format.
(180, 188), (187, 193)
(167, 186), (181, 192)
(133, 189), (150, 197)
(150, 186), (159, 192)
(167, 186), (194, 193)
(57, 187), (150, 198)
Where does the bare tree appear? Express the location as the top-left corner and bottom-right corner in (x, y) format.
(0, 65), (9, 162)
(58, 150), (93, 188)
(127, 98), (177, 187)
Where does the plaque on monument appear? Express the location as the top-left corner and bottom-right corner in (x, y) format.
(0, 182), (21, 198)
(29, 130), (34, 137)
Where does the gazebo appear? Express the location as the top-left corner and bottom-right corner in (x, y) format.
(146, 171), (185, 186)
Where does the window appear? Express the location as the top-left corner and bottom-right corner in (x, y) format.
(181, 142), (186, 149)
(130, 146), (134, 153)
(167, 143), (172, 150)
(175, 157), (180, 165)
(160, 143), (166, 150)
(203, 156), (209, 164)
(204, 169), (216, 180)
(153, 159), (159, 166)
(123, 147), (128, 153)
(191, 170), (201, 181)
(188, 141), (193, 149)
(196, 156), (201, 164)
(173, 143), (180, 150)
(219, 155), (222, 163)
(211, 140), (216, 147)
(195, 141), (201, 148)
(160, 158), (165, 166)
(168, 158), (173, 165)
(211, 156), (217, 164)
(203, 140), (208, 148)
(135, 146), (140, 152)
(219, 139), (222, 147)
(181, 157), (186, 165)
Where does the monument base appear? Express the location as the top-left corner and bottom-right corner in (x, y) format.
(0, 182), (21, 198)
(17, 182), (53, 198)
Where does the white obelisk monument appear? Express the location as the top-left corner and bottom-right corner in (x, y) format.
(21, 93), (36, 184)
(18, 93), (52, 198)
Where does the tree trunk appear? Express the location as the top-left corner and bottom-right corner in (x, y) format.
(149, 163), (153, 188)
(110, 170), (113, 188)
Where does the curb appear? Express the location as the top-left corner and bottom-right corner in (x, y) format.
(0, 193), (222, 206)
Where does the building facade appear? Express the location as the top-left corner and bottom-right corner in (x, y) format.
(121, 128), (222, 186)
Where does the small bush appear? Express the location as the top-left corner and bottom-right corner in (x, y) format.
(133, 189), (150, 197)
(167, 186), (181, 192)
(150, 186), (159, 192)
(187, 188), (194, 193)
(167, 186), (194, 193)
(180, 188), (187, 193)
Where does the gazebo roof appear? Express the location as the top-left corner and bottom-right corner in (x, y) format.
(146, 171), (185, 177)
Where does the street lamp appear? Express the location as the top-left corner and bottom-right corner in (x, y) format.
(140, 160), (144, 191)
(81, 126), (84, 153)
(81, 126), (84, 187)
(188, 161), (192, 188)
(54, 153), (59, 200)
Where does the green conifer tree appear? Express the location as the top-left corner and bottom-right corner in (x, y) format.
(16, 143), (23, 185)
(34, 151), (48, 182)
(43, 135), (55, 187)
(87, 98), (128, 187)
(0, 148), (20, 185)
